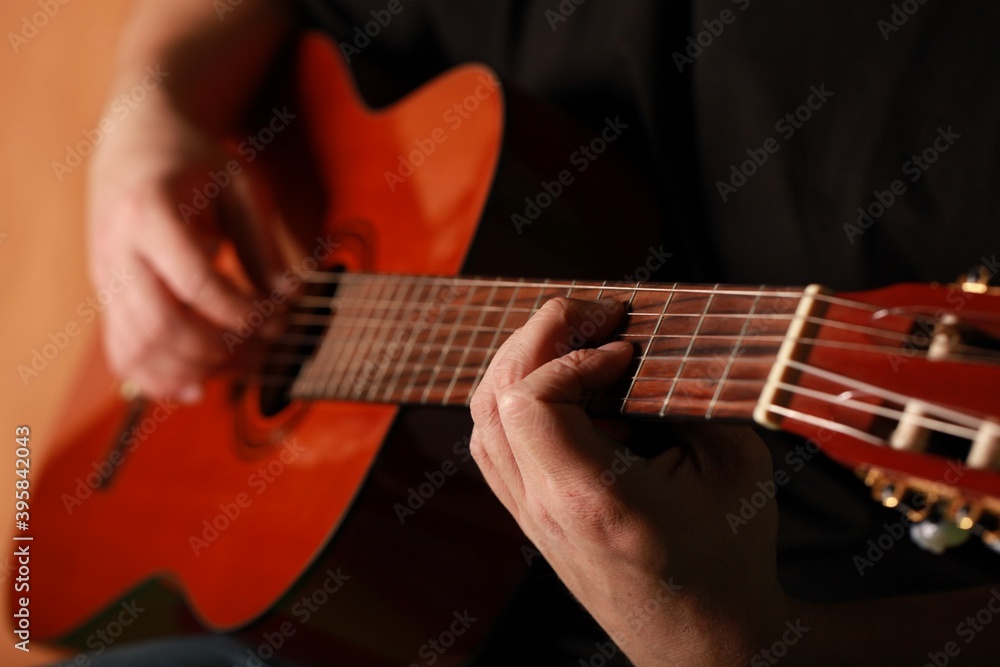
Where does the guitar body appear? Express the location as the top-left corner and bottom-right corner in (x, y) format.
(29, 34), (661, 663)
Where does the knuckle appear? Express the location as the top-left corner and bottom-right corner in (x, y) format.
(490, 355), (527, 391)
(557, 348), (596, 375)
(137, 306), (174, 346)
(495, 382), (535, 420)
(469, 389), (496, 427)
(559, 486), (634, 541)
(468, 431), (488, 464)
(174, 265), (212, 305)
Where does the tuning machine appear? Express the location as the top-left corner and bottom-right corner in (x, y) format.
(861, 468), (1000, 555)
(958, 263), (998, 295)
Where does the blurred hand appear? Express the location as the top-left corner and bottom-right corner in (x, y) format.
(87, 91), (284, 402)
(470, 298), (791, 666)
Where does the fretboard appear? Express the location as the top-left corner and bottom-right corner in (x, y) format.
(287, 274), (804, 421)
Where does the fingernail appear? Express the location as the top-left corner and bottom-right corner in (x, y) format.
(598, 341), (632, 354)
(177, 384), (203, 404)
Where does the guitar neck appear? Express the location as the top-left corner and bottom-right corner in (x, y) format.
(287, 274), (806, 421)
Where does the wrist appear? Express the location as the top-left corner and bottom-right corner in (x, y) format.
(109, 0), (294, 134)
(612, 584), (794, 667)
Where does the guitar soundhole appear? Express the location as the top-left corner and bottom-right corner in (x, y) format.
(257, 267), (342, 417)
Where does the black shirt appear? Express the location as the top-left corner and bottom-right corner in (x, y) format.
(297, 0), (1000, 610)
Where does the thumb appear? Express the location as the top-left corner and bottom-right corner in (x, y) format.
(218, 160), (288, 296)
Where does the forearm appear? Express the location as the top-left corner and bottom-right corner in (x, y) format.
(785, 585), (1000, 666)
(111, 0), (295, 133)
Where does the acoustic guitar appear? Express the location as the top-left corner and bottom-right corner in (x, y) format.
(21, 32), (1000, 665)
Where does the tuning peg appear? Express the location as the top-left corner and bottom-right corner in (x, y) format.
(958, 264), (995, 294)
(910, 520), (971, 555)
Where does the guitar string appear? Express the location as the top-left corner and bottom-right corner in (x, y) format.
(261, 357), (991, 445)
(296, 270), (995, 320)
(246, 273), (996, 441)
(270, 327), (985, 428)
(261, 311), (1000, 375)
(281, 289), (998, 354)
(606, 384), (982, 442)
(782, 358), (987, 431)
(273, 373), (986, 446)
(764, 406), (885, 447)
(274, 273), (1000, 363)
(284, 309), (924, 346)
(262, 332), (1000, 366)
(771, 380), (978, 439)
(261, 352), (782, 374)
(298, 271), (873, 308)
(275, 314), (929, 350)
(255, 325), (999, 428)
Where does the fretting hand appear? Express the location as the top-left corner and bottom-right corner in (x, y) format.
(469, 297), (791, 666)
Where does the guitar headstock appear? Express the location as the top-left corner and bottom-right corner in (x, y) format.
(755, 272), (1000, 554)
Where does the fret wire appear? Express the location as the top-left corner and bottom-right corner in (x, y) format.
(624, 281), (677, 412)
(420, 282), (476, 404)
(300, 282), (355, 397)
(335, 280), (391, 400)
(315, 280), (359, 398)
(357, 277), (412, 400)
(530, 279), (551, 314)
(706, 287), (764, 420)
(361, 277), (408, 401)
(328, 278), (384, 399)
(577, 280), (612, 411)
(345, 278), (391, 394)
(290, 285), (329, 396)
(660, 284), (718, 417)
(382, 277), (433, 402)
(596, 280), (609, 302)
(400, 278), (455, 403)
(443, 281), (499, 405)
(496, 279), (555, 380)
(465, 279), (524, 405)
(341, 276), (397, 398)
